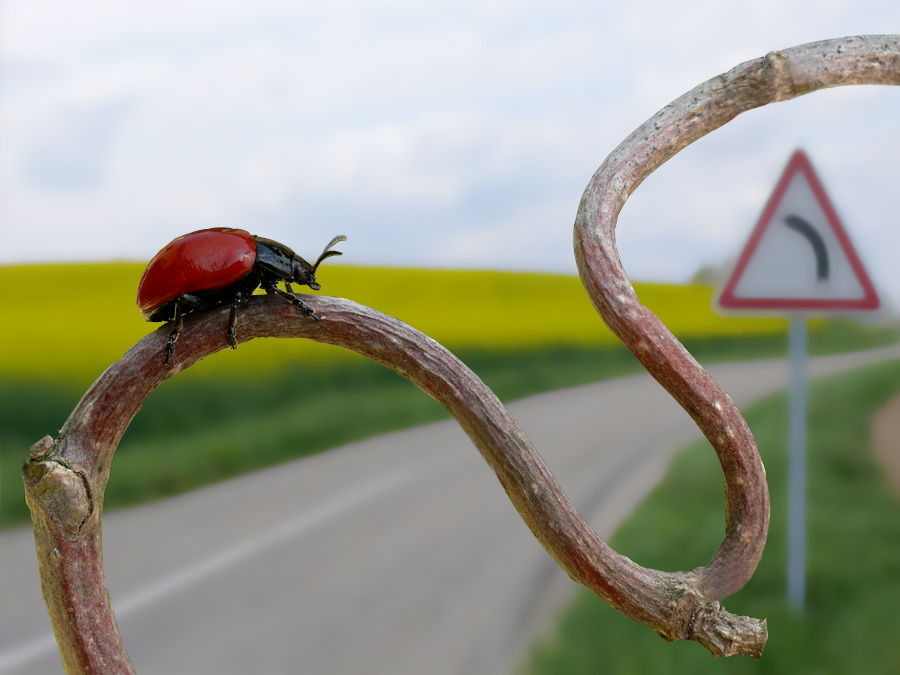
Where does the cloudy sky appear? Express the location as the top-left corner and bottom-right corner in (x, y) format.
(2, 1), (898, 303)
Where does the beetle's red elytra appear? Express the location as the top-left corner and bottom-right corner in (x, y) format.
(137, 228), (258, 319)
(137, 228), (346, 364)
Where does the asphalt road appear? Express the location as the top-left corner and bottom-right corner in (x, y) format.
(2, 345), (899, 674)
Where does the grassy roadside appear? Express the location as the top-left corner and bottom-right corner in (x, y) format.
(525, 359), (900, 674)
(2, 320), (897, 530)
(0, 340), (685, 526)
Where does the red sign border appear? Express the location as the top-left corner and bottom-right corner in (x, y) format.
(718, 149), (879, 311)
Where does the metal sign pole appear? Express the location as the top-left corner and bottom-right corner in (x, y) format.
(787, 313), (808, 611)
(715, 150), (881, 612)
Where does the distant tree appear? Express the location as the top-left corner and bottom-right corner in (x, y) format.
(689, 263), (719, 285)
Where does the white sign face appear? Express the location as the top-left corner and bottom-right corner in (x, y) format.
(718, 149), (878, 311)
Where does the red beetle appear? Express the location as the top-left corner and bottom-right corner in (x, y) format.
(137, 228), (346, 363)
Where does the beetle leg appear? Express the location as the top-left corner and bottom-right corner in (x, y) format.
(267, 282), (318, 320)
(165, 301), (183, 365)
(227, 292), (242, 349)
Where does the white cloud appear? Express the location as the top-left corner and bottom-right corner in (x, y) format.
(1, 0), (898, 305)
(23, 99), (133, 189)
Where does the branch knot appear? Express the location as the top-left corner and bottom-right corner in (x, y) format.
(764, 50), (798, 101)
(657, 577), (766, 659)
(23, 442), (94, 535)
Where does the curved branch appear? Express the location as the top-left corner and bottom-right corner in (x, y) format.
(22, 296), (760, 672)
(22, 35), (899, 673)
(575, 33), (899, 601)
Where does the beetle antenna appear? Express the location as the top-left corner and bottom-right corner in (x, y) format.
(313, 235), (347, 270)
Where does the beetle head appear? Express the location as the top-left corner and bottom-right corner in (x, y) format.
(291, 235), (347, 290)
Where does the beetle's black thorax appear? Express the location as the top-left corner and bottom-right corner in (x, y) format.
(253, 237), (298, 279)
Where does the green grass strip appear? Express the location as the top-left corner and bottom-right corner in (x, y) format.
(2, 323), (898, 529)
(525, 359), (900, 675)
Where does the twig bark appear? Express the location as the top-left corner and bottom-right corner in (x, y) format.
(574, 33), (899, 603)
(23, 35), (899, 673)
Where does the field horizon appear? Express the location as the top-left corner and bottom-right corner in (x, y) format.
(1, 261), (797, 386)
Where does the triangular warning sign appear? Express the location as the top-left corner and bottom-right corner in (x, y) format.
(718, 149), (878, 311)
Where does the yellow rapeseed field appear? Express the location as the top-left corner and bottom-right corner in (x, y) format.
(0, 262), (787, 386)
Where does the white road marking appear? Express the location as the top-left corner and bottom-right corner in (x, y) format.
(0, 468), (415, 672)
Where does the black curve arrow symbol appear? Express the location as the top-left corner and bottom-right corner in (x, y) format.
(784, 215), (829, 281)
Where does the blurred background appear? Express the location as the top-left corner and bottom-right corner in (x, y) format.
(2, 1), (900, 673)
